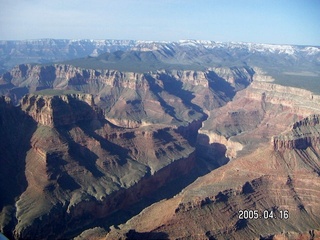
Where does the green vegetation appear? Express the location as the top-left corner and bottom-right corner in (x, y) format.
(33, 89), (84, 96)
(262, 67), (320, 94)
(274, 74), (320, 94)
(64, 57), (206, 73)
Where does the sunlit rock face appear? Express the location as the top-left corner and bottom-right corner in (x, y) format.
(21, 93), (98, 127)
(1, 63), (255, 132)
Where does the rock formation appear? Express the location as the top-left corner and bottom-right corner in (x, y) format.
(103, 71), (320, 240)
(20, 93), (99, 127)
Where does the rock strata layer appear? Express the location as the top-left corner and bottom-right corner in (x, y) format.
(198, 77), (320, 159)
(21, 93), (101, 127)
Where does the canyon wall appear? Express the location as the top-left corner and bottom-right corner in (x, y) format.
(1, 63), (253, 94)
(198, 71), (320, 159)
(0, 61), (256, 238)
(0, 63), (254, 130)
(20, 93), (101, 127)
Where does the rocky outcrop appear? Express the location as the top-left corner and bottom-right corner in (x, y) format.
(197, 131), (243, 159)
(208, 66), (253, 88)
(272, 115), (320, 151)
(2, 64), (151, 91)
(0, 97), (38, 240)
(15, 150), (197, 240)
(20, 93), (102, 127)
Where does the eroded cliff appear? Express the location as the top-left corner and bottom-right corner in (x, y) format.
(103, 69), (320, 240)
(20, 93), (100, 127)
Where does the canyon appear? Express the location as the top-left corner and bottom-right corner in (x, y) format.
(106, 91), (320, 239)
(0, 40), (319, 239)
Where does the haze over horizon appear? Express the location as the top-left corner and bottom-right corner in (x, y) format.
(0, 0), (320, 46)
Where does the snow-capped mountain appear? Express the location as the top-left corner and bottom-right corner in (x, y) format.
(0, 39), (319, 74)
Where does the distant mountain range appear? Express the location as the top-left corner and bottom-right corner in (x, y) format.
(1, 39), (319, 92)
(0, 39), (136, 73)
(1, 39), (319, 70)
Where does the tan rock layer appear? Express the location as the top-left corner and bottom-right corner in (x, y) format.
(2, 63), (253, 90)
(20, 93), (101, 127)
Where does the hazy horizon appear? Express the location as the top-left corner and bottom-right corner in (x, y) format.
(0, 0), (319, 46)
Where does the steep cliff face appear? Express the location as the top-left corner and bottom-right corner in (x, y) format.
(1, 63), (253, 96)
(20, 93), (100, 127)
(99, 63), (320, 239)
(273, 115), (320, 151)
(0, 61), (259, 239)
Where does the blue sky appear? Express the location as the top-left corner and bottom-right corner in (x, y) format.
(0, 0), (319, 45)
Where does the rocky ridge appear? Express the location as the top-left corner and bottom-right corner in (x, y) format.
(0, 39), (136, 73)
(1, 39), (319, 91)
(273, 115), (320, 151)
